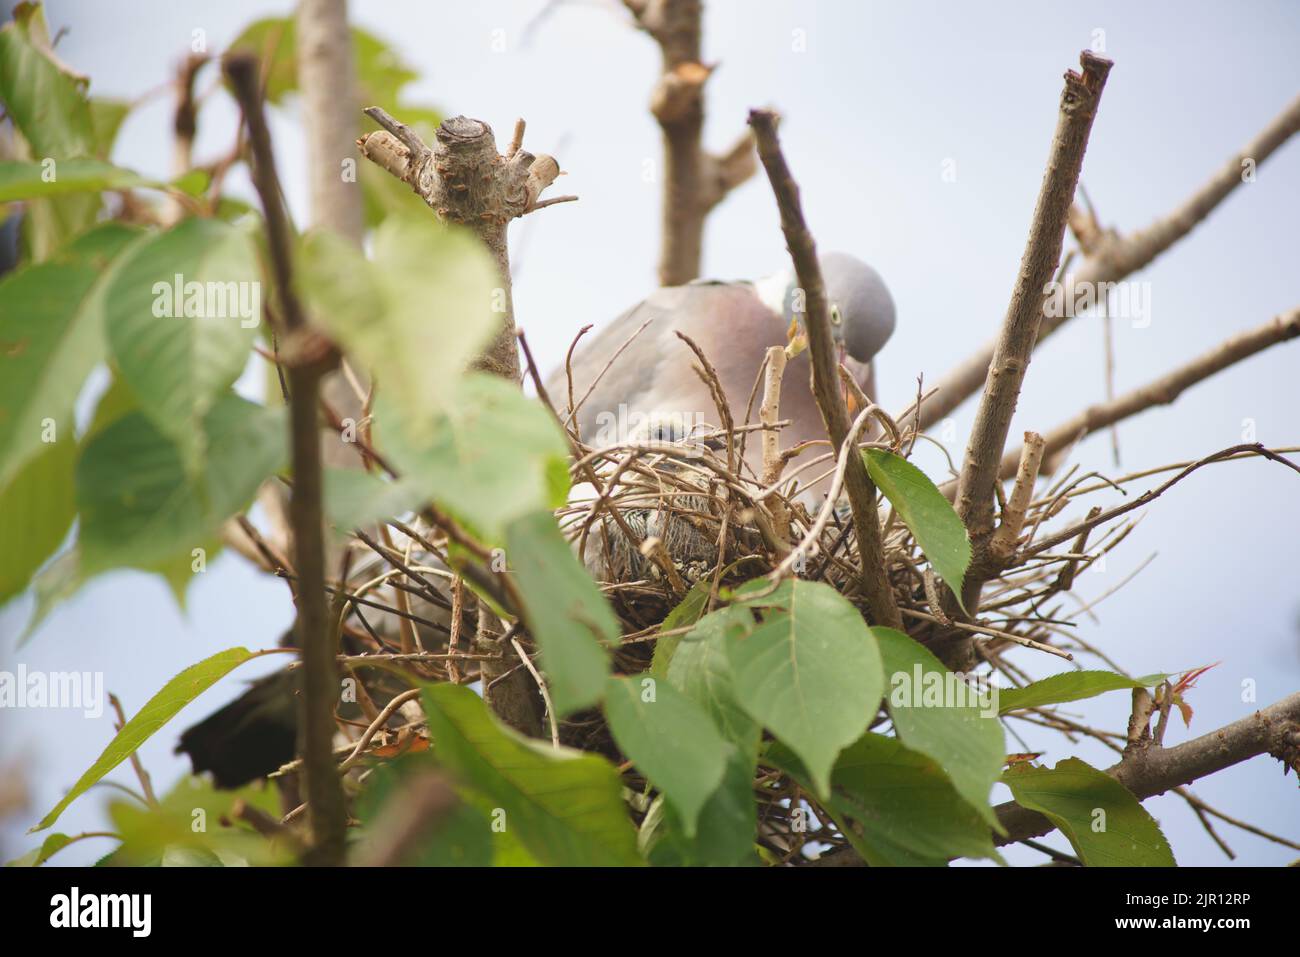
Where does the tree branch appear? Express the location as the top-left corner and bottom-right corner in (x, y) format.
(225, 53), (349, 866)
(748, 108), (901, 630)
(624, 0), (756, 284)
(357, 111), (570, 382)
(995, 691), (1300, 846)
(998, 306), (1300, 480)
(916, 92), (1300, 433)
(953, 51), (1111, 620)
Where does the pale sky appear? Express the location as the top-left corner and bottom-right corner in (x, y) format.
(3, 0), (1298, 866)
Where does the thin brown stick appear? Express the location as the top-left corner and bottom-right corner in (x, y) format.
(995, 691), (1300, 846)
(998, 307), (1300, 480)
(748, 107), (901, 628)
(953, 51), (1111, 617)
(624, 0), (756, 285)
(990, 431), (1046, 561)
(917, 92), (1300, 432)
(225, 53), (348, 867)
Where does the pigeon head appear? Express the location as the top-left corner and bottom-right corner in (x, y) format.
(817, 252), (897, 363)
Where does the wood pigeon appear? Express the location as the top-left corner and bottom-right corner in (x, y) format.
(548, 252), (897, 502)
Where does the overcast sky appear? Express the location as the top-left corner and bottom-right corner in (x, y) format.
(3, 0), (1298, 866)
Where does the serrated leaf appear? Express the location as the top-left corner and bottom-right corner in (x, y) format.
(88, 97), (131, 159)
(1003, 758), (1176, 866)
(998, 670), (1170, 715)
(227, 17), (418, 108)
(875, 627), (1005, 829)
(770, 734), (1000, 866)
(604, 675), (729, 837)
(376, 374), (570, 543)
(352, 757), (493, 867)
(33, 647), (260, 832)
(0, 3), (98, 258)
(639, 748), (759, 866)
(0, 158), (152, 201)
(6, 832), (75, 867)
(420, 682), (641, 866)
(504, 510), (616, 715)
(299, 220), (498, 430)
(0, 222), (142, 489)
(649, 578), (713, 677)
(76, 395), (286, 575)
(864, 448), (971, 611)
(322, 468), (427, 540)
(666, 603), (760, 754)
(0, 432), (75, 604)
(726, 579), (885, 796)
(107, 774), (290, 867)
(104, 217), (261, 473)
(0, 4), (93, 159)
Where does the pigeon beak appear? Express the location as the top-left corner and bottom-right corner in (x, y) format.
(837, 343), (859, 414)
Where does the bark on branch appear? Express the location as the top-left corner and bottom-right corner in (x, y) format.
(357, 110), (572, 382)
(916, 92), (1300, 433)
(624, 0), (757, 285)
(225, 53), (349, 866)
(998, 306), (1300, 480)
(748, 108), (901, 630)
(953, 52), (1112, 620)
(994, 691), (1300, 846)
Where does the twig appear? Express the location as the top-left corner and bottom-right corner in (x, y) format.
(748, 107), (901, 629)
(108, 694), (158, 808)
(623, 0), (756, 284)
(995, 691), (1300, 846)
(952, 51), (1111, 622)
(225, 53), (349, 866)
(917, 92), (1300, 432)
(999, 307), (1300, 479)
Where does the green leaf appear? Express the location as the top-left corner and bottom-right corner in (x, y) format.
(0, 4), (93, 159)
(864, 448), (971, 611)
(0, 432), (75, 604)
(604, 675), (729, 837)
(420, 683), (641, 866)
(875, 627), (1005, 829)
(299, 220), (499, 428)
(725, 579), (884, 796)
(666, 604), (761, 755)
(76, 395), (286, 575)
(323, 468), (427, 540)
(998, 670), (1171, 715)
(15, 548), (81, 646)
(107, 774), (290, 867)
(377, 373), (570, 543)
(0, 222), (142, 489)
(104, 217), (261, 473)
(649, 577), (713, 677)
(352, 757), (493, 867)
(227, 17), (418, 109)
(0, 158), (152, 201)
(32, 647), (259, 831)
(88, 97), (131, 159)
(639, 748), (759, 866)
(0, 3), (98, 258)
(770, 734), (1000, 866)
(1003, 758), (1176, 866)
(504, 510), (616, 715)
(6, 832), (76, 867)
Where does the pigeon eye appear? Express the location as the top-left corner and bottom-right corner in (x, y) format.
(830, 304), (843, 326)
